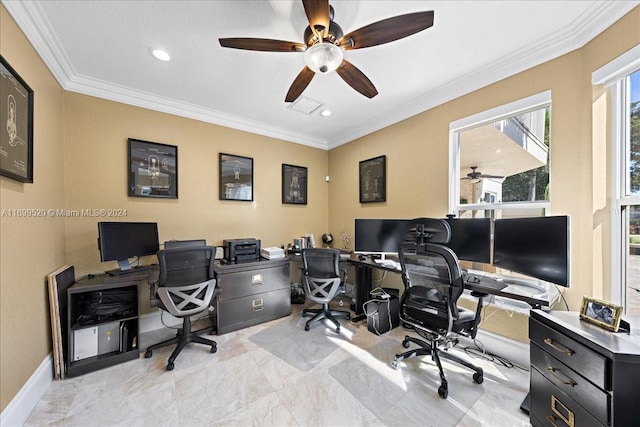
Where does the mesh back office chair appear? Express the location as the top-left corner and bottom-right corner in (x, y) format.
(301, 248), (351, 333)
(391, 218), (485, 399)
(144, 245), (218, 370)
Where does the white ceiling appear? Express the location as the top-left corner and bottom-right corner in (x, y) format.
(3, 0), (638, 150)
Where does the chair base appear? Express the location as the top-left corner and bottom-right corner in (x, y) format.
(145, 316), (217, 370)
(302, 303), (350, 332)
(391, 334), (483, 399)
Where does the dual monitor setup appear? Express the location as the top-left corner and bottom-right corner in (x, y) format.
(354, 216), (570, 288)
(96, 215), (570, 289)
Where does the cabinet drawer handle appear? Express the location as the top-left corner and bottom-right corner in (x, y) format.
(251, 274), (264, 286)
(551, 395), (575, 427)
(544, 338), (575, 356)
(546, 415), (560, 427)
(547, 367), (577, 387)
(252, 298), (264, 312)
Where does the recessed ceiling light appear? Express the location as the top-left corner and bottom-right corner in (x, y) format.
(320, 109), (332, 117)
(150, 48), (171, 62)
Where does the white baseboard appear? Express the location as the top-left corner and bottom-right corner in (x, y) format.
(139, 310), (180, 334)
(0, 355), (53, 427)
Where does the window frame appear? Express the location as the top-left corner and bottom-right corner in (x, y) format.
(592, 44), (640, 308)
(448, 91), (552, 217)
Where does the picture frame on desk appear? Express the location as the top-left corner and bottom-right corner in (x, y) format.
(359, 155), (386, 203)
(282, 163), (307, 205)
(579, 296), (623, 332)
(0, 55), (34, 183)
(127, 138), (178, 198)
(219, 153), (253, 201)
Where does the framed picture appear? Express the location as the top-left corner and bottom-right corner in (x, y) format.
(0, 55), (34, 183)
(579, 296), (623, 332)
(359, 155), (386, 203)
(128, 138), (178, 198)
(219, 153), (253, 201)
(282, 163), (307, 205)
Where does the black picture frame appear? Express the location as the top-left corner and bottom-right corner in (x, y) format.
(0, 55), (34, 183)
(282, 164), (307, 205)
(359, 155), (386, 203)
(128, 138), (178, 198)
(219, 153), (253, 201)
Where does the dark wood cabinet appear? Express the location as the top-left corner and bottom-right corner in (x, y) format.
(214, 258), (290, 334)
(66, 274), (144, 377)
(529, 310), (640, 427)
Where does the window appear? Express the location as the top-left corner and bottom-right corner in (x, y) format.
(593, 45), (640, 315)
(449, 91), (551, 222)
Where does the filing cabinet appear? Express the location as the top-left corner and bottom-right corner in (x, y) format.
(214, 258), (290, 334)
(529, 310), (640, 427)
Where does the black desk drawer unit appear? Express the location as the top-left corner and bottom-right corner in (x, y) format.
(529, 310), (640, 427)
(214, 258), (290, 334)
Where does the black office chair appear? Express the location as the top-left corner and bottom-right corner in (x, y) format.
(301, 248), (351, 333)
(391, 218), (485, 399)
(144, 245), (218, 370)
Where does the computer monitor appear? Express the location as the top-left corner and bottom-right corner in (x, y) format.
(98, 222), (160, 273)
(493, 215), (570, 287)
(444, 217), (492, 264)
(354, 219), (408, 259)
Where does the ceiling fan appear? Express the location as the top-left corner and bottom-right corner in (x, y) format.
(463, 166), (504, 180)
(218, 0), (434, 102)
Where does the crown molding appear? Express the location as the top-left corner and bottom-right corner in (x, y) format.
(4, 0), (638, 151)
(327, 0), (640, 149)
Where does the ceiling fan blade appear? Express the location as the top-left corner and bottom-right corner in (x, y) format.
(339, 11), (434, 50)
(219, 38), (305, 52)
(285, 66), (315, 102)
(335, 60), (378, 99)
(302, 0), (330, 38)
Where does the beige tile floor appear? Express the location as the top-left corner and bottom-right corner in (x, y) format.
(26, 303), (531, 427)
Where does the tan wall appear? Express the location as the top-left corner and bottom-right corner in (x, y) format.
(62, 92), (329, 312)
(328, 7), (640, 342)
(0, 5), (67, 411)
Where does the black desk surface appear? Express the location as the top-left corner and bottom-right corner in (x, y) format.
(347, 254), (552, 308)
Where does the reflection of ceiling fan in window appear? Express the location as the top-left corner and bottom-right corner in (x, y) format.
(462, 166), (504, 181)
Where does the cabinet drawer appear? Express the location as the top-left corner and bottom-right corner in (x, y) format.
(530, 318), (608, 389)
(217, 265), (289, 301)
(531, 343), (609, 424)
(216, 288), (290, 334)
(531, 368), (604, 427)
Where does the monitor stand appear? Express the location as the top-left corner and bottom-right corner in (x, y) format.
(105, 259), (150, 276)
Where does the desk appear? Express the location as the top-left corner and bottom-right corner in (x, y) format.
(348, 255), (553, 322)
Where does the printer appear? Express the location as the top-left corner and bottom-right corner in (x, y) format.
(223, 238), (261, 263)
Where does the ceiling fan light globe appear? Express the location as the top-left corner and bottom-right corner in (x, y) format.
(304, 42), (343, 74)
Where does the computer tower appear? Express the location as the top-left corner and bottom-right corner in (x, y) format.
(364, 289), (400, 335)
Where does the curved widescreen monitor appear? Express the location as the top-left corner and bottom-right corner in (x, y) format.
(493, 215), (570, 287)
(355, 219), (408, 257)
(444, 217), (492, 264)
(98, 221), (159, 272)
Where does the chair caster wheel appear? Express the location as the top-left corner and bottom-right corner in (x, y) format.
(304, 325), (310, 331)
(144, 350), (152, 358)
(473, 372), (483, 384)
(345, 314), (351, 320)
(438, 385), (448, 399)
(210, 345), (217, 354)
(335, 326), (340, 333)
(391, 359), (399, 370)
(402, 339), (410, 348)
(166, 362), (174, 371)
